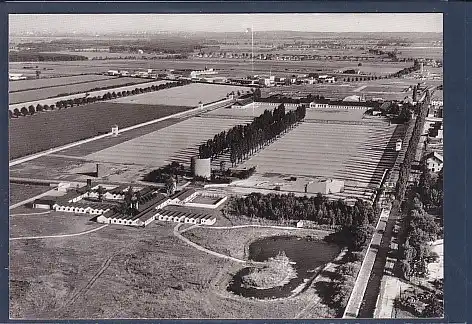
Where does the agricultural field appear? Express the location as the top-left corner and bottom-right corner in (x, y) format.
(9, 102), (190, 160)
(9, 183), (52, 205)
(111, 83), (251, 107)
(10, 77), (151, 104)
(235, 118), (405, 201)
(10, 58), (412, 80)
(9, 74), (113, 92)
(86, 117), (246, 167)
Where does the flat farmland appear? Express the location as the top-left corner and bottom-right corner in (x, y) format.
(236, 120), (404, 200)
(9, 183), (52, 205)
(111, 83), (251, 107)
(10, 58), (411, 80)
(9, 74), (114, 92)
(10, 77), (151, 104)
(87, 117), (246, 166)
(9, 102), (190, 160)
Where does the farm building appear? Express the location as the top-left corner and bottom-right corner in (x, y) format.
(32, 198), (56, 210)
(305, 179), (345, 195)
(424, 152), (443, 173)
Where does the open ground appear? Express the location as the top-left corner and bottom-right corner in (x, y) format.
(10, 215), (340, 319)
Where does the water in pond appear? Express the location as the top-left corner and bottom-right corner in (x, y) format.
(227, 235), (341, 299)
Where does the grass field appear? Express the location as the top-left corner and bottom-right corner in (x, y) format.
(9, 102), (190, 160)
(9, 183), (52, 205)
(10, 218), (337, 319)
(10, 211), (102, 238)
(111, 83), (251, 107)
(9, 74), (114, 92)
(10, 77), (151, 104)
(86, 117), (245, 167)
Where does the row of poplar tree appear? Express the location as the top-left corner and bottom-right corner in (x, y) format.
(198, 104), (307, 166)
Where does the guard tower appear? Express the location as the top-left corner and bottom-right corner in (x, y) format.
(111, 125), (119, 136)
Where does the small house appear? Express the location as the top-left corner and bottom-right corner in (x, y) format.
(296, 220), (304, 228)
(424, 152), (443, 173)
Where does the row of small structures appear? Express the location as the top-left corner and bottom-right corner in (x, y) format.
(33, 183), (222, 228)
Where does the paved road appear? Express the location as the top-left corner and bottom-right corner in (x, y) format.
(357, 208), (399, 318)
(343, 208), (390, 318)
(10, 224), (108, 241)
(9, 188), (59, 210)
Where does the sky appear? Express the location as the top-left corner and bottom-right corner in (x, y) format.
(9, 13), (443, 34)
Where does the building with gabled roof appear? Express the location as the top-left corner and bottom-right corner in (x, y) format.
(424, 151), (443, 173)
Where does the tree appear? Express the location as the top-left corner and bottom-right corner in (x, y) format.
(8, 110), (13, 119)
(28, 105), (36, 115)
(422, 294), (443, 318)
(96, 185), (105, 202)
(13, 108), (21, 117)
(36, 104), (43, 112)
(20, 107), (29, 116)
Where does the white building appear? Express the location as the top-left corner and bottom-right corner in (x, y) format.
(424, 152), (443, 173)
(9, 73), (27, 81)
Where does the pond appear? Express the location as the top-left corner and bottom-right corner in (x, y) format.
(227, 235), (341, 299)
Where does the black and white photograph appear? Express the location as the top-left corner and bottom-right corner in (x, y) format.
(8, 13), (444, 319)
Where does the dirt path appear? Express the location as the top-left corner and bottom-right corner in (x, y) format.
(10, 211), (51, 216)
(10, 224), (108, 241)
(173, 223), (248, 263)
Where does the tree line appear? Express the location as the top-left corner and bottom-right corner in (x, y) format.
(398, 187), (440, 280)
(396, 90), (430, 201)
(198, 104), (306, 167)
(228, 192), (377, 228)
(9, 80), (190, 119)
(9, 52), (89, 62)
